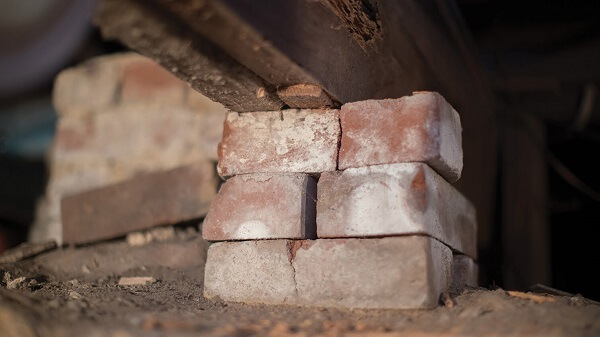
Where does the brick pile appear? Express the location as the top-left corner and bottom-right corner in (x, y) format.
(203, 91), (478, 309)
(30, 53), (227, 245)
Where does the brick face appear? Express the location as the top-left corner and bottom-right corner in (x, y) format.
(204, 240), (297, 305)
(317, 163), (477, 259)
(203, 236), (452, 309)
(202, 173), (317, 241)
(121, 58), (187, 103)
(61, 163), (216, 244)
(339, 92), (463, 182)
(293, 236), (452, 309)
(217, 109), (340, 177)
(53, 56), (121, 117)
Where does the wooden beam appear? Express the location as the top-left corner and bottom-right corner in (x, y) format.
(150, 0), (432, 103)
(501, 113), (551, 290)
(95, 0), (284, 112)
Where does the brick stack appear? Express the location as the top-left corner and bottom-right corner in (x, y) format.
(31, 53), (227, 245)
(203, 92), (478, 309)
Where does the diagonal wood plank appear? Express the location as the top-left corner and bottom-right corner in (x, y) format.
(95, 0), (284, 112)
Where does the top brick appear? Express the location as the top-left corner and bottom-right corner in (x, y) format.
(339, 92), (463, 182)
(217, 109), (340, 177)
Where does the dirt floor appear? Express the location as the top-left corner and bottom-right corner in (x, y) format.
(1, 229), (599, 337)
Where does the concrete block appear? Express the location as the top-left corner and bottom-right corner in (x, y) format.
(452, 254), (478, 288)
(203, 173), (317, 241)
(61, 162), (216, 244)
(203, 236), (453, 309)
(339, 92), (463, 182)
(317, 163), (477, 259)
(217, 109), (340, 177)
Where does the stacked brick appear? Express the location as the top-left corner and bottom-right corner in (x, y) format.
(31, 53), (227, 245)
(203, 91), (478, 309)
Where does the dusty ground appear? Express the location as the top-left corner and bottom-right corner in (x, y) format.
(1, 230), (599, 337)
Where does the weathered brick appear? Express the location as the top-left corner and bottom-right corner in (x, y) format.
(203, 236), (452, 309)
(294, 236), (452, 309)
(36, 236), (208, 281)
(53, 56), (121, 117)
(121, 57), (186, 103)
(317, 163), (477, 259)
(185, 86), (228, 161)
(204, 240), (297, 305)
(33, 57), (227, 244)
(339, 92), (463, 182)
(203, 173), (317, 241)
(217, 109), (340, 177)
(61, 162), (216, 244)
(452, 254), (478, 288)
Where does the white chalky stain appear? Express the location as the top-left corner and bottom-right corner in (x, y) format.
(345, 165), (420, 235)
(233, 220), (272, 239)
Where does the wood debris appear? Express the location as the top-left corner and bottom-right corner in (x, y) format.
(507, 290), (557, 303)
(118, 277), (157, 286)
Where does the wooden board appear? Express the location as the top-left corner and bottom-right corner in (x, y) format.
(95, 0), (284, 112)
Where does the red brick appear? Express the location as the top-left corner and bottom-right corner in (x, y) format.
(317, 163), (477, 259)
(293, 236), (452, 309)
(203, 236), (453, 309)
(121, 57), (186, 103)
(339, 92), (463, 182)
(61, 162), (216, 244)
(202, 173), (317, 241)
(217, 109), (340, 177)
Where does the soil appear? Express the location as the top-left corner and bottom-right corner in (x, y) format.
(1, 231), (599, 337)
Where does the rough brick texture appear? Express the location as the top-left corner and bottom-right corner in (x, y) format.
(204, 236), (452, 309)
(204, 240), (297, 305)
(203, 173), (317, 241)
(452, 254), (478, 288)
(31, 53), (226, 244)
(339, 92), (463, 182)
(217, 109), (340, 177)
(61, 163), (216, 244)
(317, 163), (477, 259)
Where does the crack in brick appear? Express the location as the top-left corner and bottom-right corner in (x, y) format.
(286, 240), (315, 296)
(286, 241), (299, 295)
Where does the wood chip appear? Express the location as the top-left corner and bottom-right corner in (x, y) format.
(277, 84), (335, 109)
(507, 290), (557, 303)
(440, 292), (455, 307)
(118, 277), (157, 286)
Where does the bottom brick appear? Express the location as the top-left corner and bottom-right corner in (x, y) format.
(452, 254), (478, 289)
(204, 236), (452, 309)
